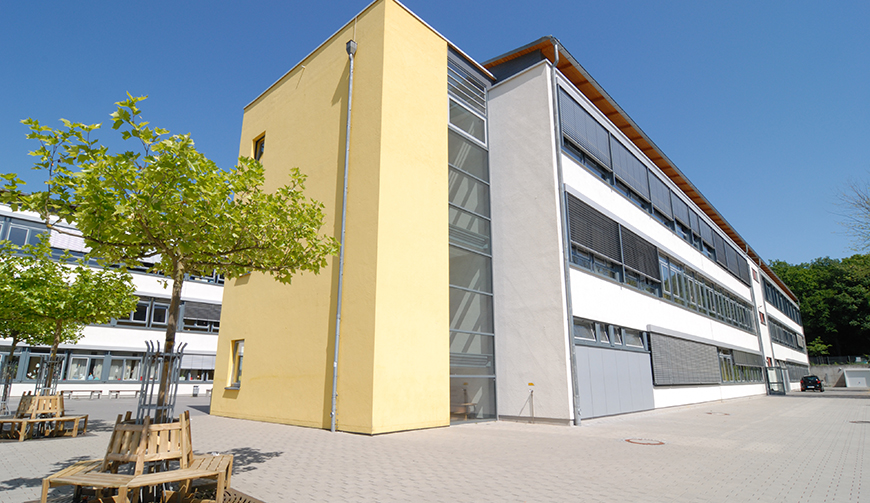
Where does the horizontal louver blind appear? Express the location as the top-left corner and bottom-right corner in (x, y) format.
(648, 175), (672, 218)
(726, 246), (740, 277)
(650, 333), (720, 385)
(671, 194), (690, 227)
(737, 256), (751, 285)
(714, 234), (728, 267)
(448, 59), (486, 116)
(621, 227), (660, 280)
(567, 195), (621, 262)
(611, 140), (650, 199)
(733, 350), (763, 367)
(689, 211), (701, 235)
(184, 302), (222, 321)
(700, 220), (714, 246)
(180, 354), (217, 370)
(559, 89), (612, 168)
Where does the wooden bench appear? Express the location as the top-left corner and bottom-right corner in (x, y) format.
(108, 390), (140, 399)
(42, 410), (232, 503)
(60, 389), (103, 399)
(0, 394), (88, 441)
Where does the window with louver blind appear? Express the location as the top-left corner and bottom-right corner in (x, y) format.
(559, 89), (611, 168)
(650, 333), (721, 386)
(621, 227), (660, 281)
(611, 140), (650, 200)
(567, 196), (621, 262)
(648, 175), (672, 219)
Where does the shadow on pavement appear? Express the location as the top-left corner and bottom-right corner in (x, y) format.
(781, 390), (870, 400)
(187, 404), (211, 415)
(222, 447), (283, 474)
(0, 454), (92, 493)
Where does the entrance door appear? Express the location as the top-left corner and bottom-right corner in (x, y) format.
(766, 367), (786, 395)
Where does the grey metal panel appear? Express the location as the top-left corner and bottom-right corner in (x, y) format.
(648, 175), (672, 218)
(574, 347), (596, 420)
(574, 345), (655, 419)
(611, 140), (650, 200)
(627, 351), (655, 411)
(602, 350), (621, 415)
(587, 346), (607, 417)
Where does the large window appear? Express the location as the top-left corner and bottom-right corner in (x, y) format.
(108, 357), (141, 381)
(660, 255), (754, 332)
(763, 279), (802, 325)
(448, 52), (495, 422)
(769, 318), (805, 351)
(67, 356), (104, 381)
(719, 349), (764, 383)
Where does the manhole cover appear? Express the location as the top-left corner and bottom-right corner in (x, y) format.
(625, 438), (665, 445)
(706, 412), (730, 416)
(850, 421), (870, 424)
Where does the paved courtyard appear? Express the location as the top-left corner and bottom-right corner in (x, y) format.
(1, 389), (867, 502)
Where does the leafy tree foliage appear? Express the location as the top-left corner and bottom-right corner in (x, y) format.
(0, 242), (137, 388)
(1, 247), (132, 399)
(2, 95), (338, 410)
(770, 255), (870, 356)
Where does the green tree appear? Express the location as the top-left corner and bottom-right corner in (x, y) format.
(2, 95), (338, 415)
(806, 336), (832, 357)
(0, 241), (138, 389)
(771, 255), (870, 356)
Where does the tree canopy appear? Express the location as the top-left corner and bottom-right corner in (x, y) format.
(0, 241), (137, 387)
(770, 255), (870, 356)
(2, 95), (338, 409)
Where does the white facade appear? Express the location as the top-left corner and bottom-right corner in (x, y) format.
(485, 40), (809, 423)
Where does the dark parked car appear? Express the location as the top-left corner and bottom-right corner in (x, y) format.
(800, 375), (824, 392)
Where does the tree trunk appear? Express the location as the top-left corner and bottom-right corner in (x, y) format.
(156, 260), (185, 422)
(44, 320), (62, 392)
(1, 331), (21, 408)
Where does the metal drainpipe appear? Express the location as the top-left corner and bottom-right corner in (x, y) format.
(550, 41), (582, 426)
(331, 39), (357, 433)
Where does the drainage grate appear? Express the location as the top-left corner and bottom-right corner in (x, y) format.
(625, 438), (665, 445)
(850, 420), (870, 424)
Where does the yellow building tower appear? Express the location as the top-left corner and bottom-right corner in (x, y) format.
(212, 0), (460, 434)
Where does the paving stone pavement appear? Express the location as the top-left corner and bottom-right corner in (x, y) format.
(1, 389), (867, 502)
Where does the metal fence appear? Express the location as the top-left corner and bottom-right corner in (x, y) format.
(810, 355), (869, 366)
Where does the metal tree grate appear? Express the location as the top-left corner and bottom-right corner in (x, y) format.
(34, 356), (64, 396)
(136, 341), (186, 424)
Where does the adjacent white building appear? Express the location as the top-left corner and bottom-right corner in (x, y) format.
(0, 204), (221, 397)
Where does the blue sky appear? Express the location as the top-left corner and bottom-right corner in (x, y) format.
(1, 0), (867, 265)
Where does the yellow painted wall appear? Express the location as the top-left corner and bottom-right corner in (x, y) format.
(366, 0), (449, 433)
(212, 0), (449, 434)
